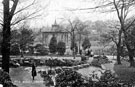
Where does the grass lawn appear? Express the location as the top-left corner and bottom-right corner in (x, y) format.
(104, 60), (135, 82)
(113, 60), (135, 82)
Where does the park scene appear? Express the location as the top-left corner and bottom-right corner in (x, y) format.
(0, 0), (135, 87)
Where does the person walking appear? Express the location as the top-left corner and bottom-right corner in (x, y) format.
(31, 62), (37, 80)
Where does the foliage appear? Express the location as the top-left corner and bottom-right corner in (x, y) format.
(0, 69), (17, 87)
(99, 30), (118, 46)
(107, 45), (117, 55)
(11, 27), (35, 53)
(91, 55), (112, 68)
(40, 64), (135, 87)
(40, 70), (55, 86)
(99, 28), (122, 64)
(125, 24), (135, 53)
(55, 69), (84, 87)
(120, 46), (128, 57)
(49, 35), (57, 54)
(57, 41), (66, 55)
(27, 45), (34, 55)
(2, 0), (42, 72)
(93, 70), (121, 87)
(35, 44), (49, 55)
(70, 42), (78, 54)
(10, 44), (20, 55)
(91, 59), (101, 68)
(45, 59), (83, 67)
(82, 37), (91, 50)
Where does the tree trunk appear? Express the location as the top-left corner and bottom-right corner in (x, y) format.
(123, 31), (135, 67)
(2, 0), (10, 73)
(117, 46), (121, 64)
(116, 29), (122, 65)
(20, 51), (24, 57)
(126, 43), (135, 67)
(128, 50), (134, 67)
(72, 29), (75, 59)
(79, 34), (81, 55)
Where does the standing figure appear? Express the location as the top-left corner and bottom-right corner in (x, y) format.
(90, 50), (94, 57)
(31, 62), (37, 80)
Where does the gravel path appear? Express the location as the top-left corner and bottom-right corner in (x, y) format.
(10, 67), (45, 87)
(9, 56), (116, 87)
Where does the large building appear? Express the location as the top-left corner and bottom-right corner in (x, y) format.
(42, 20), (71, 48)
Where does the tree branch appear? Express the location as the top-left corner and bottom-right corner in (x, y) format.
(14, 0), (36, 15)
(67, 2), (113, 11)
(125, 18), (135, 30)
(113, 0), (122, 24)
(11, 10), (41, 26)
(111, 37), (118, 46)
(9, 0), (19, 21)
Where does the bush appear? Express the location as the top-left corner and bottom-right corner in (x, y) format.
(57, 41), (66, 55)
(93, 55), (112, 64)
(55, 69), (84, 87)
(35, 44), (49, 55)
(91, 59), (101, 68)
(0, 69), (17, 87)
(10, 44), (20, 55)
(82, 37), (91, 50)
(44, 59), (83, 67)
(40, 68), (134, 87)
(49, 35), (57, 54)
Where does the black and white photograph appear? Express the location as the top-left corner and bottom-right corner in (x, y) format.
(0, 0), (135, 87)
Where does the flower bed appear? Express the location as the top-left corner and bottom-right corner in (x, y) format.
(55, 69), (84, 87)
(91, 55), (112, 68)
(44, 58), (85, 67)
(40, 68), (133, 87)
(55, 69), (134, 87)
(0, 69), (17, 87)
(93, 55), (112, 64)
(39, 58), (135, 87)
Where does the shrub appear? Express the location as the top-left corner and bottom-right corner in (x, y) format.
(0, 69), (17, 87)
(82, 37), (91, 50)
(91, 59), (101, 68)
(49, 35), (57, 54)
(10, 44), (20, 55)
(57, 41), (66, 55)
(35, 44), (49, 55)
(55, 69), (84, 87)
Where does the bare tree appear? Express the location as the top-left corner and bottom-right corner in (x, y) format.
(2, 0), (49, 73)
(99, 24), (125, 57)
(110, 0), (135, 66)
(68, 0), (135, 65)
(91, 0), (135, 65)
(60, 17), (80, 59)
(75, 20), (88, 54)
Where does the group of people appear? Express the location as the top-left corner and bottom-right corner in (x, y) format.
(85, 48), (94, 57)
(81, 47), (94, 57)
(80, 47), (94, 61)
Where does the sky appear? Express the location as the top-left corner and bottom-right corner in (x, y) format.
(0, 0), (133, 28)
(20, 0), (118, 28)
(29, 0), (117, 28)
